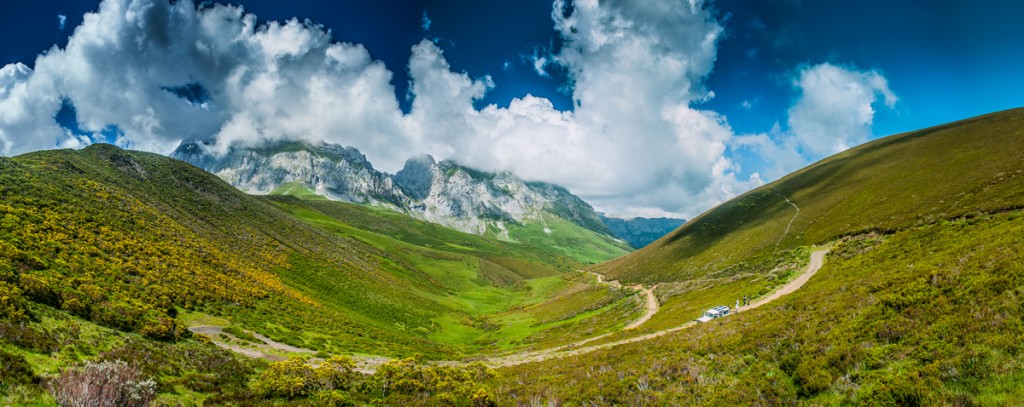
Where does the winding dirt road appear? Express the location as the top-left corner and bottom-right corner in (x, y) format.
(190, 248), (829, 372)
(188, 325), (383, 373)
(188, 325), (312, 362)
(741, 248), (827, 312)
(588, 270), (660, 330)
(623, 286), (658, 330)
(483, 247), (830, 367)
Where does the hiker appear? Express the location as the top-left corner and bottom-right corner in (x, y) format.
(744, 294), (748, 305)
(736, 299), (740, 311)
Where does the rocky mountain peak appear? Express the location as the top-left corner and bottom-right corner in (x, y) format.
(171, 139), (622, 241)
(394, 155), (437, 200)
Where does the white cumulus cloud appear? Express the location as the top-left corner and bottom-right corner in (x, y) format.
(400, 0), (763, 217)
(788, 62), (897, 157)
(0, 0), (898, 219)
(734, 63), (898, 180)
(0, 0), (411, 168)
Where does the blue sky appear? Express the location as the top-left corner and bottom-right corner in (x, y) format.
(8, 0), (1019, 135)
(1, 0), (1023, 217)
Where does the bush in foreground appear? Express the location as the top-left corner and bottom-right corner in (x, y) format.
(47, 360), (156, 407)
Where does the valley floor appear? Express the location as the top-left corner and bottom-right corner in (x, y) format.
(187, 247), (829, 372)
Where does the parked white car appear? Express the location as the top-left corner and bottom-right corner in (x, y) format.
(696, 305), (731, 323)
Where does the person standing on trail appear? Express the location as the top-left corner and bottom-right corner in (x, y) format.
(736, 299), (740, 311)
(744, 294), (748, 305)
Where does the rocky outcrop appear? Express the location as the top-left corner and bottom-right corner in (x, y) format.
(393, 155), (436, 200)
(172, 140), (614, 239)
(172, 140), (406, 208)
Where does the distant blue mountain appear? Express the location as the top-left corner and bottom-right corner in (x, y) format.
(599, 214), (685, 249)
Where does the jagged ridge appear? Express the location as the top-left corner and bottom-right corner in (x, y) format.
(172, 140), (621, 244)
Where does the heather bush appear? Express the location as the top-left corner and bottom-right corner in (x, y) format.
(47, 360), (156, 407)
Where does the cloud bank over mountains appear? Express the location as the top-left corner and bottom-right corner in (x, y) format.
(0, 0), (896, 218)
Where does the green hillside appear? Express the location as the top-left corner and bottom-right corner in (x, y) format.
(268, 180), (632, 264)
(0, 145), (638, 404)
(493, 206), (1024, 405)
(599, 108), (1024, 284)
(598, 108), (1024, 284)
(586, 108), (1024, 330)
(486, 109), (1024, 404)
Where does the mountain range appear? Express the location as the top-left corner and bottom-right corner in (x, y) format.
(173, 139), (638, 262)
(598, 214), (686, 248)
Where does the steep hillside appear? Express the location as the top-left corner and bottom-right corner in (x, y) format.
(495, 211), (1024, 405)
(599, 214), (686, 249)
(597, 108), (1024, 284)
(173, 140), (631, 262)
(0, 145), (636, 352)
(483, 108), (1024, 405)
(0, 144), (643, 403)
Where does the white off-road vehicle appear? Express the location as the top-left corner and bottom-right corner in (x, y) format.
(696, 305), (731, 323)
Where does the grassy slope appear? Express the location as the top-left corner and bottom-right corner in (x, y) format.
(0, 146), (631, 354)
(268, 181), (328, 200)
(269, 180), (632, 264)
(494, 211), (1024, 405)
(507, 212), (632, 265)
(488, 108), (1024, 404)
(0, 145), (640, 403)
(597, 108), (1024, 284)
(263, 195), (636, 354)
(0, 145), (479, 353)
(583, 108), (1024, 328)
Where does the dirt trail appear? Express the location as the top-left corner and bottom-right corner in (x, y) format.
(188, 325), (385, 373)
(192, 249), (829, 373)
(189, 326), (288, 363)
(588, 270), (659, 330)
(188, 326), (311, 359)
(483, 248), (830, 367)
(741, 248), (827, 311)
(777, 195), (801, 246)
(188, 326), (314, 355)
(623, 286), (658, 330)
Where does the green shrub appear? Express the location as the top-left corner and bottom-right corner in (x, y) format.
(254, 356), (359, 400)
(0, 350), (38, 395)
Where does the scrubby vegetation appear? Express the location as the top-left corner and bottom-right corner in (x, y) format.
(1, 303), (260, 405)
(48, 360), (157, 407)
(244, 355), (498, 406)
